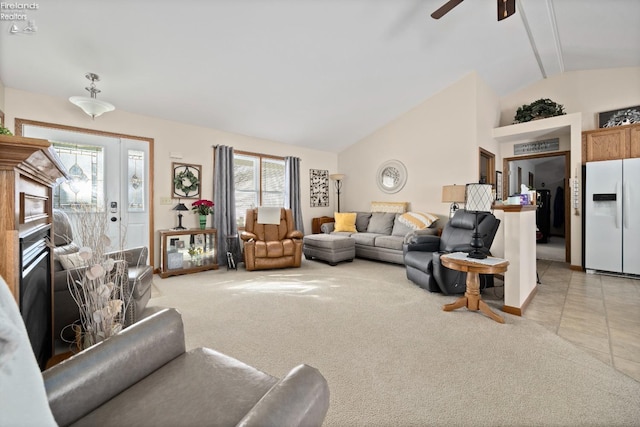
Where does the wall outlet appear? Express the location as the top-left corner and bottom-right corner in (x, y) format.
(160, 197), (173, 205)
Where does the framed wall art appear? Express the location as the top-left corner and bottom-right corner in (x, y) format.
(597, 105), (640, 128)
(172, 162), (201, 199)
(309, 169), (329, 207)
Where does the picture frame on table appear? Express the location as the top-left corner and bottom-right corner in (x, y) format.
(172, 162), (201, 199)
(495, 171), (503, 201)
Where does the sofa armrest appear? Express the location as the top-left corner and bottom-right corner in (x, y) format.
(320, 222), (335, 234)
(44, 308), (186, 427)
(106, 246), (148, 268)
(241, 231), (258, 242)
(237, 364), (330, 427)
(405, 234), (441, 251)
(287, 230), (303, 239)
(403, 228), (438, 244)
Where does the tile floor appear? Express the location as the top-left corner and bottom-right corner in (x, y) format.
(525, 260), (640, 382)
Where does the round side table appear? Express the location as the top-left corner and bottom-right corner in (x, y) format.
(440, 253), (509, 323)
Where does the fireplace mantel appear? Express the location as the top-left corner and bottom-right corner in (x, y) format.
(0, 134), (68, 369)
(0, 134), (68, 301)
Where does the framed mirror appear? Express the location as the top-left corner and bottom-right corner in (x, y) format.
(376, 160), (407, 194)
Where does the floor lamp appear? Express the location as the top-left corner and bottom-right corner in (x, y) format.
(330, 173), (345, 212)
(173, 200), (189, 230)
(465, 183), (494, 259)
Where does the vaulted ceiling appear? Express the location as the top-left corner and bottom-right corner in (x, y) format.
(1, 0), (638, 152)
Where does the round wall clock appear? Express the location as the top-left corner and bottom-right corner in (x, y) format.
(376, 160), (407, 194)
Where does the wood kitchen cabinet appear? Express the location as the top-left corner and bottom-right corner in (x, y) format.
(582, 122), (640, 162)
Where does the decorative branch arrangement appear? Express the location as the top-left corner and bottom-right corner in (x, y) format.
(61, 207), (132, 349)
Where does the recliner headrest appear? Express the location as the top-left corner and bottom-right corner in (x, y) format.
(53, 209), (74, 247)
(449, 211), (476, 230)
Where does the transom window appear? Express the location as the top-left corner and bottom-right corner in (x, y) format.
(234, 152), (285, 227)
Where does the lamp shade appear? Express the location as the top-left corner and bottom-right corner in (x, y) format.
(465, 184), (493, 212)
(173, 203), (189, 211)
(442, 185), (466, 203)
(69, 96), (115, 118)
(330, 173), (345, 181)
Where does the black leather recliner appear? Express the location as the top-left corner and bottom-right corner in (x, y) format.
(403, 210), (500, 295)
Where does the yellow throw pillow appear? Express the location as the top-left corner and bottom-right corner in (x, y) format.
(398, 211), (438, 230)
(334, 212), (357, 233)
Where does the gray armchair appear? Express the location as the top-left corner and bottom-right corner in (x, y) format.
(52, 209), (154, 341)
(43, 308), (330, 427)
(403, 210), (500, 295)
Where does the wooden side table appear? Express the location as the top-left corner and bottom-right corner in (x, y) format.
(440, 252), (509, 323)
(311, 216), (334, 234)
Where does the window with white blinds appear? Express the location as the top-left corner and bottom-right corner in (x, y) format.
(234, 152), (285, 227)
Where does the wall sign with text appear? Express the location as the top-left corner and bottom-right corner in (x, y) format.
(514, 138), (559, 155)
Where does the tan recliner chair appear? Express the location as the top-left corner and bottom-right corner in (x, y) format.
(240, 208), (303, 271)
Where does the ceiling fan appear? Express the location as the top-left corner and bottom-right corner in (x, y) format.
(431, 0), (516, 21)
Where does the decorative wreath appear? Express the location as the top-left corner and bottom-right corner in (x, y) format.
(174, 168), (199, 196)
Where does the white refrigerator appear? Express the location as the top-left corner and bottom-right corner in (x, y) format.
(585, 158), (640, 275)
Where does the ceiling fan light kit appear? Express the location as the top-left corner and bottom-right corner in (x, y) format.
(69, 72), (115, 119)
(431, 0), (515, 21)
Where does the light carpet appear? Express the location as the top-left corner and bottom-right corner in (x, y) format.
(149, 259), (640, 426)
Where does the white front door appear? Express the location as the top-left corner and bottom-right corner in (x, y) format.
(22, 125), (150, 251)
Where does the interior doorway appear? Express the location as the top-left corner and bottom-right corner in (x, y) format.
(504, 151), (570, 263)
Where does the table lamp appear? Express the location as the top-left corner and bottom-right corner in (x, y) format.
(465, 183), (494, 259)
(442, 184), (466, 218)
(173, 200), (189, 230)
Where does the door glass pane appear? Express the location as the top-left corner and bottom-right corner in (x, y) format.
(52, 142), (104, 210)
(128, 149), (145, 212)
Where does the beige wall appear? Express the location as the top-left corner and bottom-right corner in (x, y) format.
(4, 88), (337, 266)
(0, 78), (5, 118)
(500, 67), (640, 131)
(338, 72), (500, 218)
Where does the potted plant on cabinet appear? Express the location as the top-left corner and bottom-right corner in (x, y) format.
(514, 98), (566, 123)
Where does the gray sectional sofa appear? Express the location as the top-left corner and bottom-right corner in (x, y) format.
(321, 212), (439, 264)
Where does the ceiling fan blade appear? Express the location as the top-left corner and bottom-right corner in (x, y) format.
(431, 0), (464, 19)
(497, 0), (516, 21)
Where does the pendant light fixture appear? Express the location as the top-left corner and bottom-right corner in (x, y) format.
(69, 72), (115, 119)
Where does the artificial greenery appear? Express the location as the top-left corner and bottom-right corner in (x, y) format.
(0, 125), (13, 135)
(173, 169), (199, 196)
(513, 98), (565, 124)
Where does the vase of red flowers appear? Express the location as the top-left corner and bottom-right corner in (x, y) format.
(192, 199), (214, 229)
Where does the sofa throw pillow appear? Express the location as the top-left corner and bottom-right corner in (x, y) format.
(57, 252), (88, 270)
(367, 212), (396, 234)
(355, 212), (372, 232)
(334, 212), (357, 233)
(391, 214), (414, 237)
(399, 212), (438, 230)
